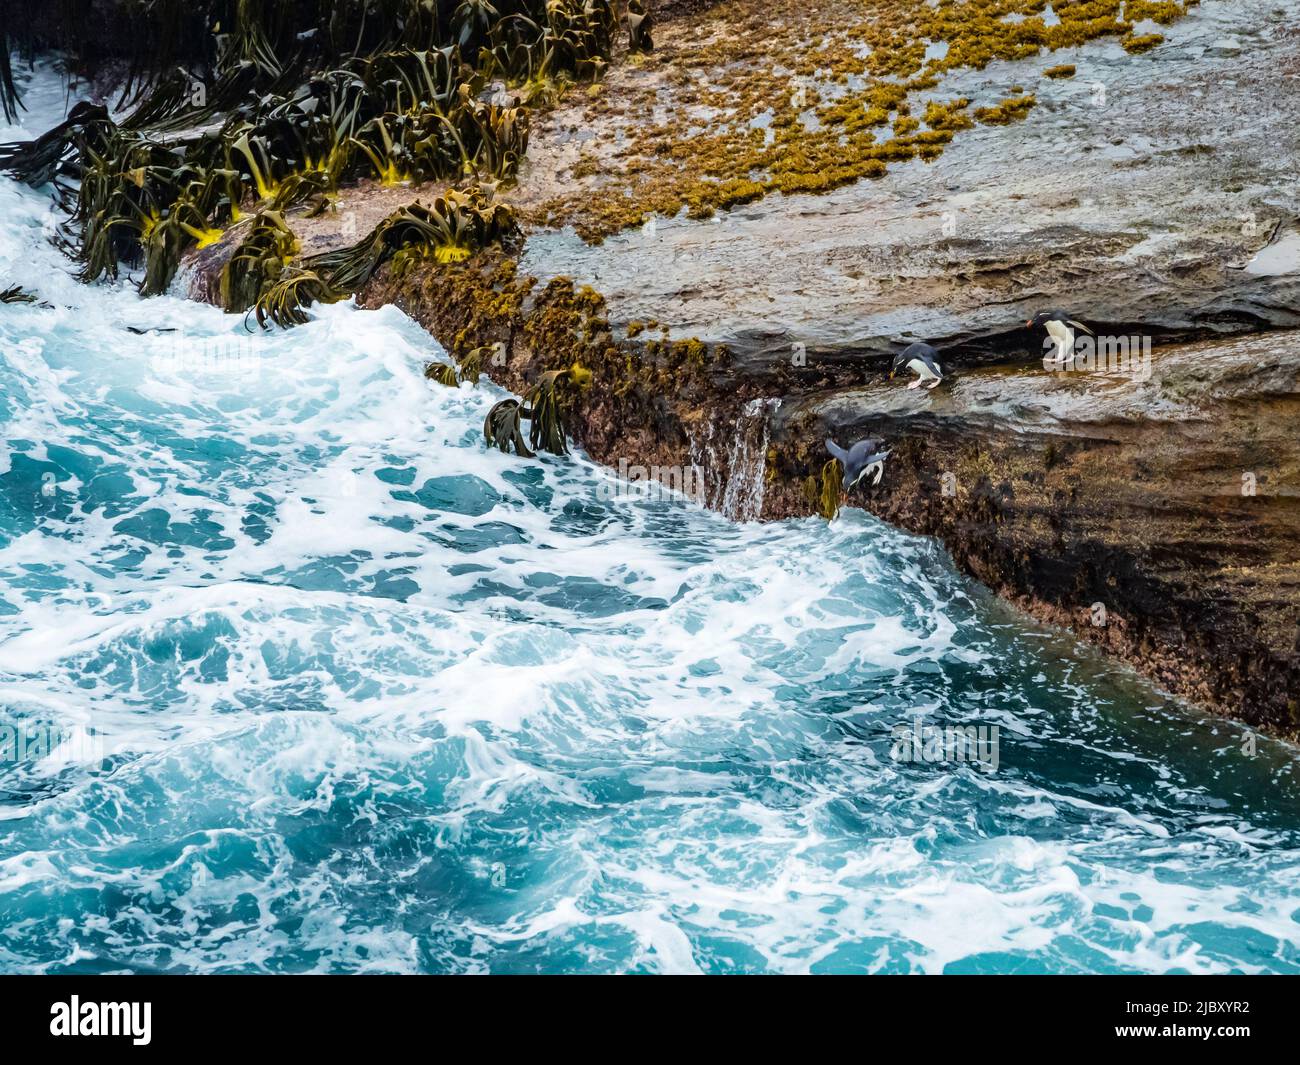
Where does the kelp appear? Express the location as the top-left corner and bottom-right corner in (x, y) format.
(424, 360), (461, 387)
(0, 102), (114, 190)
(3, 2), (616, 117)
(252, 267), (343, 328)
(219, 210), (298, 313)
(0, 30), (22, 124)
(420, 342), (498, 389)
(482, 0), (617, 88)
(483, 398), (534, 456)
(309, 186), (518, 286)
(0, 1), (613, 296)
(479, 363), (590, 458)
(804, 459), (842, 521)
(627, 2), (654, 54)
(236, 186), (517, 328)
(523, 370), (571, 455)
(522, 364), (590, 455)
(457, 343), (493, 381)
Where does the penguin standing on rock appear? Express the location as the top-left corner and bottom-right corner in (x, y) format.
(826, 437), (892, 489)
(627, 1), (653, 52)
(890, 342), (944, 390)
(1027, 310), (1094, 364)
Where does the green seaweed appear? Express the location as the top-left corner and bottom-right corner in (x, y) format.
(484, 398), (535, 456)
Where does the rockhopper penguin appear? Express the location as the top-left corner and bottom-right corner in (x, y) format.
(890, 342), (944, 390)
(1027, 310), (1094, 364)
(825, 438), (892, 489)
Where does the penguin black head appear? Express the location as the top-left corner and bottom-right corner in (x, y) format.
(1026, 310), (1093, 334)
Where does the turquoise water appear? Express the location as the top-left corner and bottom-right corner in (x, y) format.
(2, 82), (1300, 975)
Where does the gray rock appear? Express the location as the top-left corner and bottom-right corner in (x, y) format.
(1206, 37), (1244, 57)
(511, 0), (1299, 371)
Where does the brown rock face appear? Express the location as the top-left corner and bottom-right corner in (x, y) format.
(361, 244), (1300, 732)
(765, 333), (1300, 734)
(483, 0), (1300, 732)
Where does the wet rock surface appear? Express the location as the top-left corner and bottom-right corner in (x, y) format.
(516, 0), (1300, 370)
(766, 331), (1300, 733)
(498, 0), (1300, 730)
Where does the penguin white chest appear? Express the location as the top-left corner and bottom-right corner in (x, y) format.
(908, 358), (939, 381)
(1045, 320), (1075, 358)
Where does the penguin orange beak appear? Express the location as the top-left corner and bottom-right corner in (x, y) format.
(1024, 319), (1033, 327)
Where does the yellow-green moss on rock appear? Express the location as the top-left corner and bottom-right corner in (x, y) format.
(527, 0), (1197, 241)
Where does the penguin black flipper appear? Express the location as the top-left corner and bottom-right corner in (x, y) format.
(1066, 319), (1094, 336)
(825, 438), (849, 464)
